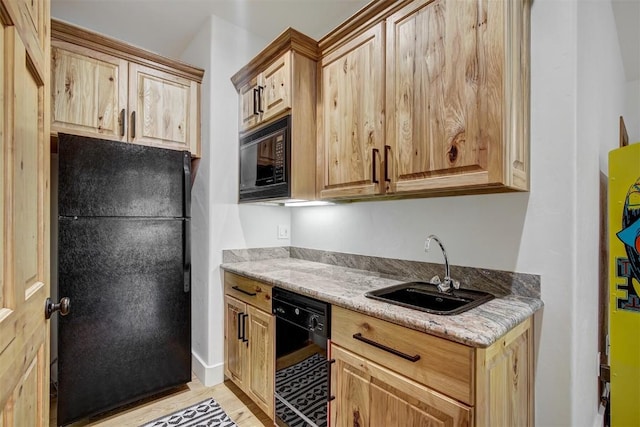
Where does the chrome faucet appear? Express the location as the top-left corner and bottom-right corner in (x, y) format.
(425, 234), (460, 293)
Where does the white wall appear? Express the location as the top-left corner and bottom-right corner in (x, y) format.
(576, 1), (626, 426)
(180, 15), (291, 385)
(626, 79), (640, 142)
(290, 1), (625, 425)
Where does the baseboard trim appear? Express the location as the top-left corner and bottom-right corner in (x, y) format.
(192, 352), (225, 387)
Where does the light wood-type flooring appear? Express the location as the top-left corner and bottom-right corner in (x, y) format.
(50, 377), (272, 427)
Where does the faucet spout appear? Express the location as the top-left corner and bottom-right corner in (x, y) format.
(425, 234), (459, 293)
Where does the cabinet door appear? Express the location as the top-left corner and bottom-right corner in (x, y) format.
(51, 41), (128, 141)
(247, 305), (275, 419)
(129, 63), (200, 155)
(224, 296), (247, 387)
(386, 0), (500, 193)
(239, 76), (261, 132)
(260, 52), (290, 124)
(319, 24), (385, 200)
(330, 345), (471, 427)
(0, 13), (51, 427)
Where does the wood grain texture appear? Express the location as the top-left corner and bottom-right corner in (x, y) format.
(319, 23), (384, 200)
(51, 41), (127, 141)
(51, 19), (203, 82)
(224, 272), (273, 313)
(50, 378), (271, 427)
(260, 52), (291, 124)
(290, 52), (317, 201)
(475, 318), (533, 427)
(331, 305), (474, 405)
(239, 77), (260, 132)
(332, 344), (471, 427)
(224, 295), (246, 389)
(51, 19), (202, 157)
(224, 273), (275, 422)
(246, 305), (274, 419)
(231, 27), (318, 90)
(0, 1), (50, 423)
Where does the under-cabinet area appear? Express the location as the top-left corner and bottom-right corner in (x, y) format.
(221, 252), (541, 427)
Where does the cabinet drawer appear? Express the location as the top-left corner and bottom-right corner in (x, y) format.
(331, 305), (474, 405)
(224, 272), (272, 312)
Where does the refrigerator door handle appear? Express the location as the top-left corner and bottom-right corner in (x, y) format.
(183, 152), (191, 218)
(183, 219), (191, 293)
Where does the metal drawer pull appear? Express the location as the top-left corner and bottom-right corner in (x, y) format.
(327, 358), (336, 402)
(232, 285), (257, 296)
(352, 333), (421, 362)
(242, 313), (249, 344)
(237, 312), (244, 340)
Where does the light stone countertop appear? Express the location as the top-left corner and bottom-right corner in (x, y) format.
(220, 257), (543, 348)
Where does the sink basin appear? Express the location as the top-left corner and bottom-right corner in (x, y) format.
(365, 282), (494, 315)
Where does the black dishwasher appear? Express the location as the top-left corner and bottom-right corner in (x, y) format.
(272, 288), (331, 427)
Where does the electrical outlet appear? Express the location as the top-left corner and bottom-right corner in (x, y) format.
(277, 225), (290, 239)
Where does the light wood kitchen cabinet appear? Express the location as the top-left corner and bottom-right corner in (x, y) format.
(317, 23), (385, 200)
(232, 29), (319, 201)
(384, 0), (530, 195)
(238, 52), (291, 132)
(51, 19), (203, 157)
(223, 272), (275, 419)
(330, 306), (533, 427)
(316, 0), (530, 200)
(331, 345), (471, 427)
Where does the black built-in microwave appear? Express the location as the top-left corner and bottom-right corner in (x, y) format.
(238, 115), (291, 202)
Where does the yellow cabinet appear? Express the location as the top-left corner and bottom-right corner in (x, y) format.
(384, 0), (530, 195)
(318, 23), (385, 200)
(223, 273), (275, 419)
(238, 52), (291, 133)
(330, 306), (534, 427)
(50, 19), (203, 157)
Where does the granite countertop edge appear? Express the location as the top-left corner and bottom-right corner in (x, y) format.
(220, 258), (544, 348)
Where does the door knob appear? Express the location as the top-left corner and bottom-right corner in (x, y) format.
(45, 297), (70, 319)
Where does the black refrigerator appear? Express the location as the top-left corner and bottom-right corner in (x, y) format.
(56, 133), (191, 426)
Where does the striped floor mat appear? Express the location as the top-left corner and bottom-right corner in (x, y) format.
(140, 398), (237, 427)
(275, 353), (328, 427)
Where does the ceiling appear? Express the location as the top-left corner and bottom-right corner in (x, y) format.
(51, 0), (640, 82)
(51, 0), (370, 59)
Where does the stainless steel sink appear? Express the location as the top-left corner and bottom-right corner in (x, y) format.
(365, 282), (494, 315)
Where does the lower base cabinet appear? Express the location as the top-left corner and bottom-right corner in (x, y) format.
(223, 273), (275, 419)
(329, 306), (533, 427)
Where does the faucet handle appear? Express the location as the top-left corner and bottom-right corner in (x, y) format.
(429, 275), (441, 285)
(451, 279), (460, 290)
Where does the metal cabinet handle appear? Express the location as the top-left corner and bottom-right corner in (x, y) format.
(372, 148), (380, 184)
(352, 333), (420, 362)
(232, 285), (257, 296)
(120, 109), (126, 137)
(327, 358), (336, 402)
(131, 111), (136, 139)
(237, 312), (244, 340)
(253, 88), (260, 116)
(45, 297), (70, 320)
(242, 313), (249, 344)
(257, 86), (264, 113)
(384, 145), (391, 183)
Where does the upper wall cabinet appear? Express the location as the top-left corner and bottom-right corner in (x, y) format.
(239, 52), (291, 132)
(232, 29), (319, 201)
(318, 24), (385, 200)
(317, 0), (530, 200)
(50, 20), (204, 157)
